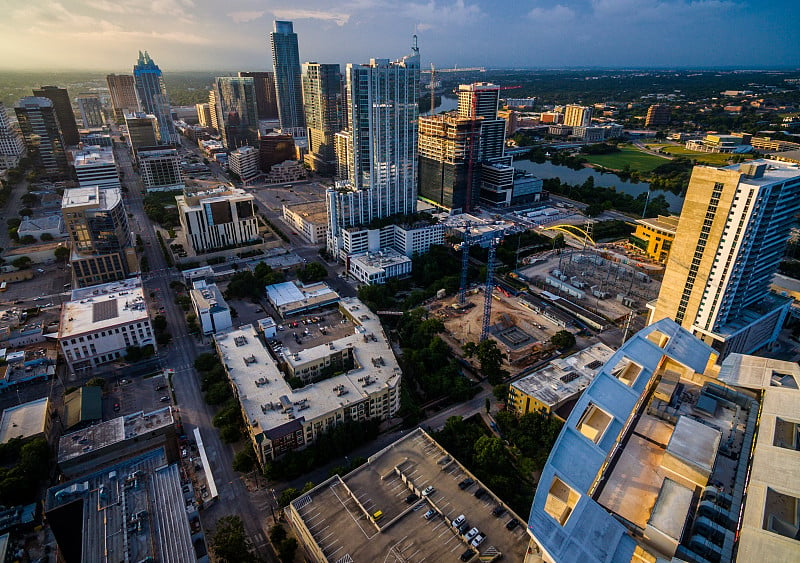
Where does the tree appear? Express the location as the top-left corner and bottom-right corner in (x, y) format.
(297, 261), (328, 284)
(18, 235), (36, 245)
(11, 256), (31, 270)
(485, 397), (491, 413)
(464, 339), (507, 384)
(232, 447), (257, 473)
(278, 487), (300, 507)
(278, 538), (297, 563)
(269, 524), (287, 545)
(551, 330), (576, 350)
(86, 377), (106, 390)
(209, 515), (253, 563)
(493, 384), (509, 403)
(54, 246), (70, 261)
(19, 208), (32, 217)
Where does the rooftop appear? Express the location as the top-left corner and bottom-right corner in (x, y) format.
(283, 200), (328, 223)
(62, 186), (121, 210)
(58, 407), (174, 465)
(214, 298), (400, 433)
(46, 448), (198, 563)
(635, 214), (680, 233)
(720, 158), (800, 185)
(265, 281), (339, 316)
(72, 146), (115, 168)
(0, 397), (49, 444)
(511, 342), (615, 409)
(60, 278), (149, 338)
(349, 250), (412, 275)
(190, 280), (228, 313)
(288, 428), (529, 562)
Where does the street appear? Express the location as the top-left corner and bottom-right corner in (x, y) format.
(114, 140), (277, 560)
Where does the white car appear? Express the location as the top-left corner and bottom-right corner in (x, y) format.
(470, 534), (485, 548)
(465, 527), (479, 541)
(422, 485), (435, 497)
(451, 514), (465, 528)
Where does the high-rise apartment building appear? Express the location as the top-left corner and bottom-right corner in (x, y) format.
(72, 146), (120, 189)
(458, 83), (506, 161)
(76, 94), (104, 128)
(33, 86), (80, 146)
(123, 112), (159, 151)
(647, 160), (800, 359)
(327, 45), (420, 256)
(212, 76), (258, 148)
(238, 71), (279, 120)
(0, 102), (25, 171)
(207, 90), (220, 132)
(563, 104), (593, 127)
(14, 97), (69, 179)
(136, 147), (183, 192)
(645, 103), (671, 127)
(195, 103), (212, 128)
(270, 21), (306, 134)
(106, 74), (139, 123)
(133, 51), (178, 145)
(176, 187), (258, 253)
(62, 186), (137, 287)
(302, 63), (343, 174)
(229, 146), (260, 183)
(417, 114), (480, 212)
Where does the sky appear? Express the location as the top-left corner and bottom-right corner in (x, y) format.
(0, 0), (798, 71)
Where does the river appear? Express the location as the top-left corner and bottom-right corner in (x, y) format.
(421, 95), (459, 116)
(513, 159), (684, 213)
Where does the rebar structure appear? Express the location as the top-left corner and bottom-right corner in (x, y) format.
(458, 224), (471, 305)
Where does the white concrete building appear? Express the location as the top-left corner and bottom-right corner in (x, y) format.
(58, 277), (155, 374)
(16, 216), (65, 240)
(0, 397), (51, 445)
(137, 146), (183, 192)
(72, 146), (120, 189)
(282, 201), (327, 244)
(189, 279), (232, 335)
(228, 145), (260, 182)
(0, 102), (25, 171)
(176, 186), (258, 253)
(348, 249), (412, 284)
(338, 222), (444, 260)
(214, 297), (401, 463)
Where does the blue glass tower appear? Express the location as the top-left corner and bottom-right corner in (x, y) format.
(133, 51), (178, 145)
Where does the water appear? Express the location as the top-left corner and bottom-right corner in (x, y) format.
(513, 159), (684, 213)
(421, 95), (459, 116)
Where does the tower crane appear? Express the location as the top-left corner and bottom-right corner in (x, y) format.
(481, 236), (501, 342)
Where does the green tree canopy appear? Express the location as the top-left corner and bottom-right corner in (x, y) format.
(209, 515), (253, 563)
(297, 261), (328, 284)
(551, 330), (576, 350)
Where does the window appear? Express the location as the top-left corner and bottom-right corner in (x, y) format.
(773, 418), (800, 451)
(763, 488), (800, 541)
(544, 476), (580, 526)
(576, 403), (613, 444)
(610, 357), (643, 386)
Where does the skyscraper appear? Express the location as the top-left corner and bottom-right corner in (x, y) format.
(563, 104), (593, 127)
(212, 76), (258, 148)
(270, 21), (306, 134)
(645, 103), (671, 127)
(302, 63), (343, 174)
(238, 71), (279, 120)
(417, 114), (480, 212)
(133, 51), (178, 145)
(123, 112), (160, 151)
(0, 102), (25, 171)
(76, 94), (104, 128)
(196, 103), (213, 128)
(106, 74), (139, 123)
(647, 160), (800, 359)
(33, 86), (80, 145)
(326, 41), (420, 254)
(14, 97), (69, 179)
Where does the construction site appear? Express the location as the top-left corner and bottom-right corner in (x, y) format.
(426, 222), (665, 375)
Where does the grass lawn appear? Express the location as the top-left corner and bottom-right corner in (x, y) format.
(583, 144), (669, 172)
(648, 144), (753, 166)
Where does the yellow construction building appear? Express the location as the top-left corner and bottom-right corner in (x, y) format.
(632, 215), (679, 263)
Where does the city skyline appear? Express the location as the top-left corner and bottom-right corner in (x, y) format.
(0, 1), (798, 71)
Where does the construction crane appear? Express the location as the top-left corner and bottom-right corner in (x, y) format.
(430, 63), (436, 114)
(480, 237), (501, 342)
(458, 223), (472, 305)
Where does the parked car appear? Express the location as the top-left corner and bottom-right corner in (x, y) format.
(458, 478), (474, 490)
(491, 505), (506, 517)
(451, 514), (465, 528)
(470, 534), (485, 548)
(460, 549), (475, 562)
(424, 509), (436, 520)
(422, 486), (435, 497)
(465, 527), (479, 541)
(474, 487), (486, 499)
(505, 518), (519, 531)
(405, 493), (419, 504)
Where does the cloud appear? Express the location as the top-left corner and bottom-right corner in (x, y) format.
(272, 8), (351, 26)
(402, 0), (483, 27)
(527, 3), (575, 23)
(228, 10), (265, 23)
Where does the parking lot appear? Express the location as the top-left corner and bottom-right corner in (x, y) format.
(269, 308), (351, 354)
(104, 372), (171, 420)
(289, 428), (529, 562)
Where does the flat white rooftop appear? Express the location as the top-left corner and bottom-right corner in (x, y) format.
(62, 185), (121, 209)
(215, 298), (400, 433)
(72, 146), (115, 167)
(349, 250), (411, 276)
(60, 277), (149, 338)
(0, 397), (48, 444)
